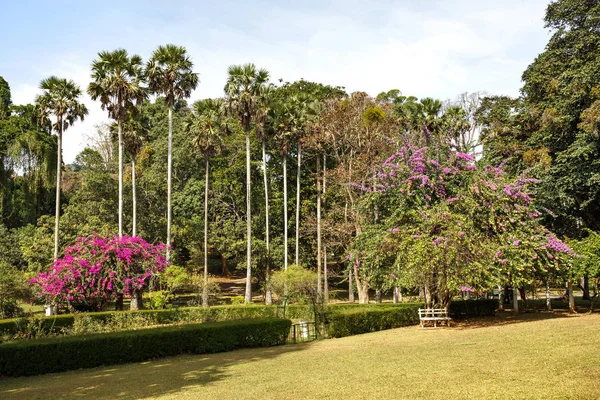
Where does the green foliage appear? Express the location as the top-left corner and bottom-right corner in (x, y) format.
(0, 262), (26, 319)
(0, 318), (291, 377)
(269, 264), (318, 303)
(448, 299), (498, 320)
(327, 304), (421, 338)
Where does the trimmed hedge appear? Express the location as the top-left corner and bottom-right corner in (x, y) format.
(0, 302), (423, 336)
(448, 299), (498, 319)
(327, 304), (421, 338)
(0, 318), (291, 377)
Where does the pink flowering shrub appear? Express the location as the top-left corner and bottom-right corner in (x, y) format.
(30, 234), (167, 311)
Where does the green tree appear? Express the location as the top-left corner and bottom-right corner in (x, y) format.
(146, 44), (199, 262)
(224, 63), (269, 303)
(185, 98), (228, 307)
(35, 77), (88, 259)
(88, 49), (146, 238)
(0, 76), (11, 119)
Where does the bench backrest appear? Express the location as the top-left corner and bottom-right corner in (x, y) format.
(418, 308), (448, 317)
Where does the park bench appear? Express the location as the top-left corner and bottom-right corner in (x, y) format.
(418, 308), (451, 328)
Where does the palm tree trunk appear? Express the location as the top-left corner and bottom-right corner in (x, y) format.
(295, 144), (301, 265)
(166, 107), (173, 262)
(132, 157), (137, 236)
(323, 153), (328, 302)
(262, 139), (272, 305)
(316, 155), (322, 298)
(283, 151), (288, 271)
(203, 157), (209, 307)
(244, 127), (252, 303)
(53, 123), (62, 260)
(118, 120), (123, 238)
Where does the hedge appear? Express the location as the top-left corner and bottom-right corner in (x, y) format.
(0, 318), (291, 377)
(0, 302), (423, 336)
(448, 299), (498, 319)
(327, 304), (421, 338)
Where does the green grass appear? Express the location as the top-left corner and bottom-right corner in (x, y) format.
(1, 312), (600, 399)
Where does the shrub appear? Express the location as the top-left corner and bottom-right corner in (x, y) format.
(448, 299), (498, 319)
(0, 318), (291, 377)
(327, 304), (421, 338)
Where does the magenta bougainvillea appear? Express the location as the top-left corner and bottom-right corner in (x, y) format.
(31, 234), (167, 311)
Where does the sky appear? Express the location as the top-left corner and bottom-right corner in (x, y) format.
(0, 0), (552, 163)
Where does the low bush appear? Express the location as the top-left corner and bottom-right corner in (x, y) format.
(0, 302), (424, 339)
(327, 304), (421, 338)
(448, 299), (498, 319)
(0, 318), (291, 377)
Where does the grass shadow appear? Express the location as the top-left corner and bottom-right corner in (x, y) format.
(0, 342), (312, 400)
(450, 309), (576, 330)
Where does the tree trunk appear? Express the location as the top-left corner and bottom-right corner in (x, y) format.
(244, 127), (252, 303)
(221, 254), (231, 277)
(262, 139), (272, 305)
(512, 285), (519, 312)
(518, 287), (528, 309)
(546, 280), (552, 311)
(393, 286), (399, 303)
(283, 152), (288, 271)
(568, 280), (575, 312)
(498, 285), (504, 311)
(295, 143), (301, 266)
(53, 122), (62, 259)
(132, 158), (137, 236)
(118, 120), (124, 238)
(130, 290), (144, 311)
(166, 107), (173, 262)
(348, 267), (354, 303)
(316, 155), (322, 299)
(580, 276), (590, 300)
(354, 262), (369, 304)
(323, 248), (328, 303)
(202, 157), (209, 308)
(376, 286), (382, 303)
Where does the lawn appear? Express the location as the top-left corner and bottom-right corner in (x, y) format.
(1, 312), (599, 399)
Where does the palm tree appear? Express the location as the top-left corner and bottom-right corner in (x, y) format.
(88, 49), (146, 240)
(185, 98), (228, 307)
(224, 63), (269, 303)
(146, 44), (199, 263)
(36, 77), (88, 259)
(256, 84), (275, 304)
(122, 112), (148, 236)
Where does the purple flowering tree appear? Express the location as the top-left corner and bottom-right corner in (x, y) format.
(350, 130), (575, 308)
(31, 234), (167, 312)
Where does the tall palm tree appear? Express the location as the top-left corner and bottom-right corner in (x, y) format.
(146, 44), (199, 263)
(256, 84), (275, 304)
(185, 98), (228, 307)
(122, 112), (148, 236)
(36, 77), (88, 259)
(88, 49), (146, 240)
(224, 63), (269, 303)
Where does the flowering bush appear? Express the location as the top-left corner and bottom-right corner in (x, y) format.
(31, 234), (167, 311)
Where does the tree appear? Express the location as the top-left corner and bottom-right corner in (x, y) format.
(0, 76), (11, 119)
(224, 63), (269, 303)
(88, 49), (146, 238)
(31, 234), (166, 311)
(146, 44), (199, 262)
(185, 98), (228, 307)
(36, 77), (88, 259)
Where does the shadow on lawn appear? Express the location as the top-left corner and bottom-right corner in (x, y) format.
(0, 343), (312, 400)
(450, 309), (577, 330)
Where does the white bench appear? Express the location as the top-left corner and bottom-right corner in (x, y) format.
(418, 308), (451, 328)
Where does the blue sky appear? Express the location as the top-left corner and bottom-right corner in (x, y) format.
(1, 0), (551, 162)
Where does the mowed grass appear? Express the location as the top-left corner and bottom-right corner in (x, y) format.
(2, 312), (600, 400)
